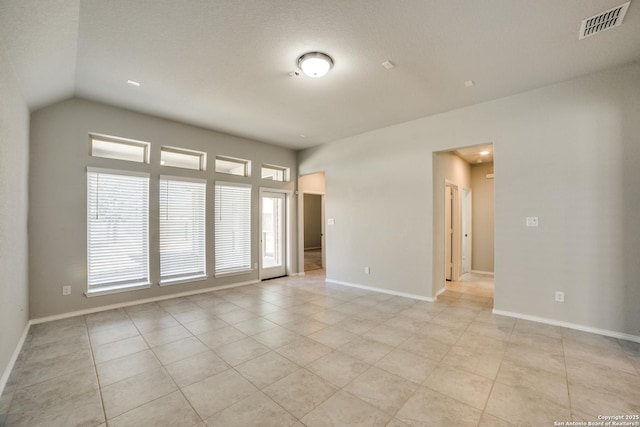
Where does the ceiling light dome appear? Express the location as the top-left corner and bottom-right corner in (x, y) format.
(297, 52), (334, 78)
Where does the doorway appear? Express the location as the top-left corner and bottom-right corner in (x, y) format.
(303, 193), (324, 271)
(462, 188), (472, 274)
(260, 190), (287, 280)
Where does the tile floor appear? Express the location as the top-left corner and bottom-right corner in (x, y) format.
(1, 271), (639, 427)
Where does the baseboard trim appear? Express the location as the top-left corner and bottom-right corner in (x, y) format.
(0, 321), (30, 397)
(30, 279), (260, 325)
(289, 272), (305, 276)
(435, 286), (447, 299)
(470, 270), (494, 276)
(492, 309), (640, 344)
(326, 278), (434, 302)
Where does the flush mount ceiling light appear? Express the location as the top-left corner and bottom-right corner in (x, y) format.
(480, 151), (490, 155)
(297, 52), (334, 78)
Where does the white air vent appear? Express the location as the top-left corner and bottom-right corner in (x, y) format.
(579, 2), (630, 39)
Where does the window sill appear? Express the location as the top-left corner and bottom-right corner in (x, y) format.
(159, 275), (209, 287)
(85, 282), (151, 297)
(214, 269), (253, 279)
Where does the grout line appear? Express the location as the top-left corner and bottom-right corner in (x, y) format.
(562, 337), (574, 421)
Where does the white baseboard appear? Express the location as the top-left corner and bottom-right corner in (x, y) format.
(31, 279), (260, 325)
(289, 272), (305, 276)
(470, 270), (494, 276)
(435, 286), (447, 299)
(492, 309), (640, 344)
(0, 322), (30, 397)
(326, 278), (435, 302)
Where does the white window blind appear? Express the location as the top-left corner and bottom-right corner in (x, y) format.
(87, 168), (149, 293)
(160, 176), (207, 283)
(215, 182), (252, 275)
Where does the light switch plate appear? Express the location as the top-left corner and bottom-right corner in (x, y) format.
(328, 218), (335, 225)
(526, 217), (539, 227)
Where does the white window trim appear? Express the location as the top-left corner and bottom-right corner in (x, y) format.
(159, 175), (207, 284)
(160, 146), (207, 171)
(261, 164), (290, 182)
(214, 181), (252, 277)
(215, 155), (251, 177)
(89, 133), (151, 164)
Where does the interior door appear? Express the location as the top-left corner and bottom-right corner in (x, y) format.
(445, 185), (453, 281)
(261, 192), (286, 279)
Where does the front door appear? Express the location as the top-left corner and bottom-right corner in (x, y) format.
(261, 192), (286, 279)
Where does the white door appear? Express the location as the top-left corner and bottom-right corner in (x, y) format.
(261, 192), (286, 279)
(445, 186), (453, 281)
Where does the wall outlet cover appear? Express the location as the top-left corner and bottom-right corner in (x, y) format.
(526, 217), (539, 227)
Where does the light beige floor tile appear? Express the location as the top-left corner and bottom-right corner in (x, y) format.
(339, 337), (394, 364)
(308, 325), (357, 348)
(252, 326), (300, 349)
(276, 337), (333, 366)
(101, 368), (177, 419)
(235, 351), (299, 388)
(512, 319), (563, 339)
(416, 323), (466, 345)
(171, 308), (211, 324)
(263, 369), (338, 418)
(142, 324), (192, 347)
(344, 366), (418, 415)
(424, 364), (493, 410)
(182, 316), (229, 335)
(262, 310), (308, 326)
(108, 391), (201, 427)
(496, 358), (569, 404)
(386, 418), (411, 427)
(375, 348), (437, 384)
(310, 309), (349, 325)
(232, 317), (278, 335)
(485, 382), (570, 426)
(89, 323), (139, 347)
(93, 335), (149, 364)
(96, 349), (161, 386)
(283, 319), (328, 336)
(478, 412), (515, 427)
(563, 339), (637, 373)
(6, 388), (104, 427)
(396, 386), (481, 427)
(18, 348), (94, 388)
(363, 324), (412, 346)
(204, 391), (296, 427)
(152, 336), (209, 365)
(196, 326), (247, 349)
(335, 317), (379, 334)
(307, 350), (370, 387)
(214, 337), (271, 366)
(509, 330), (563, 355)
(164, 350), (229, 387)
(217, 309), (259, 324)
(383, 316), (428, 334)
(207, 301), (243, 316)
(24, 333), (91, 365)
(503, 342), (566, 375)
(301, 390), (390, 427)
(443, 345), (503, 379)
(399, 335), (451, 362)
(456, 331), (508, 352)
(132, 314), (181, 334)
(183, 369), (257, 419)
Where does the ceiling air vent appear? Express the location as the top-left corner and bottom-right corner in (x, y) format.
(579, 2), (630, 39)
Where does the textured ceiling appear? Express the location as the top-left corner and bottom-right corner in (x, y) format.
(1, 0), (639, 149)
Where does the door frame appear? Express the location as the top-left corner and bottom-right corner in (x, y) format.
(444, 179), (462, 284)
(461, 187), (472, 274)
(258, 188), (292, 280)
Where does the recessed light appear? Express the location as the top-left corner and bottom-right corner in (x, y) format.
(464, 80), (475, 87)
(127, 80), (141, 87)
(480, 151), (490, 155)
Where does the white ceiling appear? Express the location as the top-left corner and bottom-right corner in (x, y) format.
(1, 0), (639, 150)
(454, 144), (494, 165)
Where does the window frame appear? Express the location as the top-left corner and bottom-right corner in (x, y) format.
(86, 167), (151, 297)
(160, 146), (207, 171)
(215, 155), (251, 177)
(261, 164), (290, 182)
(159, 175), (208, 286)
(214, 181), (252, 277)
(89, 133), (151, 164)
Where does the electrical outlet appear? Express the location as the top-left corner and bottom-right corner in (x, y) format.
(555, 291), (564, 302)
(526, 217), (539, 227)
(364, 266), (370, 274)
(253, 263), (258, 269)
(62, 285), (71, 296)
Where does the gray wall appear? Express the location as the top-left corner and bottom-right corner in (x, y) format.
(29, 98), (297, 318)
(432, 152), (470, 294)
(304, 194), (322, 249)
(299, 62), (640, 337)
(470, 162), (494, 273)
(0, 44), (30, 385)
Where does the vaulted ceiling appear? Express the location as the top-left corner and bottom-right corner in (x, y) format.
(1, 0), (639, 149)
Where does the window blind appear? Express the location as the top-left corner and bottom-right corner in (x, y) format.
(160, 176), (207, 282)
(215, 182), (251, 275)
(87, 168), (149, 292)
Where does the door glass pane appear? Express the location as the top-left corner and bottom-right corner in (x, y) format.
(262, 196), (283, 268)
